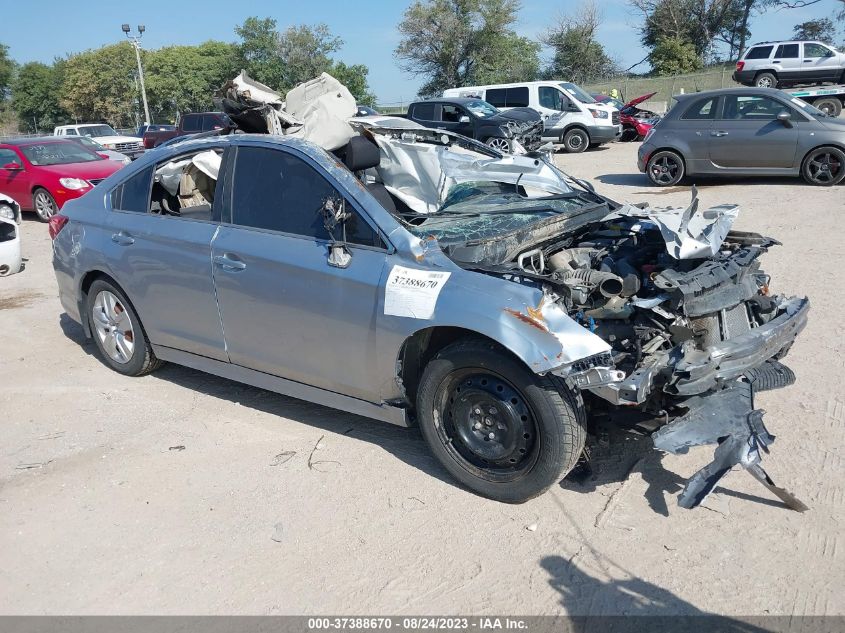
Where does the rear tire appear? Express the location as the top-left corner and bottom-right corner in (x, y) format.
(562, 128), (589, 153)
(33, 188), (57, 222)
(755, 72), (778, 89)
(416, 338), (586, 503)
(86, 279), (163, 376)
(646, 150), (685, 186)
(801, 146), (845, 186)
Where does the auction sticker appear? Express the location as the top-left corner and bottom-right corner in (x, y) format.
(384, 265), (451, 320)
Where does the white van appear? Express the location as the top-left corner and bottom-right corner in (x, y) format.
(443, 81), (621, 153)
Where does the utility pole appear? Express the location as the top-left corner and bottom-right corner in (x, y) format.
(122, 24), (151, 125)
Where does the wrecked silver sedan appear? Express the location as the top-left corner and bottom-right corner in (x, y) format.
(50, 123), (809, 509)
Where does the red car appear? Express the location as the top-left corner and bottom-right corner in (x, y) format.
(595, 92), (661, 142)
(0, 137), (125, 221)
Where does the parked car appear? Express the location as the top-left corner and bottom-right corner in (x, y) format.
(0, 138), (124, 221)
(68, 136), (131, 164)
(595, 92), (661, 142)
(136, 124), (176, 138)
(405, 97), (543, 153)
(638, 87), (845, 186)
(142, 112), (232, 149)
(444, 81), (621, 153)
(0, 192), (22, 276)
(733, 40), (845, 88)
(51, 127), (808, 509)
(54, 124), (144, 160)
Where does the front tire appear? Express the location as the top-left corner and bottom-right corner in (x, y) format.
(33, 188), (57, 222)
(646, 150), (685, 186)
(562, 128), (589, 153)
(801, 147), (845, 186)
(755, 72), (778, 89)
(86, 279), (163, 376)
(416, 338), (586, 503)
(814, 98), (842, 118)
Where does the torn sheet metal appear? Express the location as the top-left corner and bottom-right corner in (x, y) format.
(367, 129), (572, 214)
(652, 380), (806, 511)
(607, 186), (739, 259)
(0, 211), (22, 277)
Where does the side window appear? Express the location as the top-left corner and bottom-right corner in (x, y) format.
(181, 115), (202, 132)
(745, 46), (773, 60)
(538, 87), (564, 110)
(231, 147), (382, 248)
(681, 97), (718, 120)
(412, 103), (435, 121)
(804, 43), (833, 58)
(0, 148), (20, 165)
(441, 104), (464, 122)
(148, 149), (223, 220)
(721, 95), (790, 120)
(506, 87), (529, 107)
(111, 166), (154, 213)
(775, 44), (799, 58)
(486, 88), (507, 108)
(65, 129), (78, 136)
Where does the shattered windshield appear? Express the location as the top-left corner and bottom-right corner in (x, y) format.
(559, 82), (596, 104)
(464, 100), (499, 118)
(406, 181), (607, 244)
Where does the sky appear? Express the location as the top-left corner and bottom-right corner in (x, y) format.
(2, 0), (841, 104)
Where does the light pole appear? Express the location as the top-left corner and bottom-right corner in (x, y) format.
(122, 24), (151, 125)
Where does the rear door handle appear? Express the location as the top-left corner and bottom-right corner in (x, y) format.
(111, 231), (134, 246)
(213, 254), (246, 271)
(711, 131), (729, 137)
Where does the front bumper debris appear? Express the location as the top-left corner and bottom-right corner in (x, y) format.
(652, 378), (807, 511)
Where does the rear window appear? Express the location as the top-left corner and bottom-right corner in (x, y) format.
(181, 115), (203, 132)
(775, 44), (799, 58)
(485, 87), (528, 108)
(745, 46), (773, 60)
(412, 103), (436, 121)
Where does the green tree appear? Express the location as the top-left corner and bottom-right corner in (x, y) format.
(544, 1), (617, 83)
(0, 43), (14, 99)
(633, 0), (738, 60)
(235, 17), (285, 88)
(276, 23), (341, 88)
(330, 61), (377, 106)
(145, 41), (240, 122)
(648, 36), (703, 75)
(474, 33), (540, 84)
(60, 42), (139, 127)
(395, 0), (537, 97)
(11, 61), (70, 132)
(792, 18), (837, 43)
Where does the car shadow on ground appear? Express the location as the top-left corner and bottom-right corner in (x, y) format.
(559, 417), (792, 516)
(59, 313), (463, 493)
(596, 172), (837, 190)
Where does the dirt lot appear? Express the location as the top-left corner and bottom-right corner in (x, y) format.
(1, 142), (843, 617)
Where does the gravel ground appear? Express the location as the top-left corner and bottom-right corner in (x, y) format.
(0, 142), (843, 616)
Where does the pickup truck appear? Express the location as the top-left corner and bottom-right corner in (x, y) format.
(142, 112), (232, 149)
(404, 98), (543, 153)
(54, 124), (144, 160)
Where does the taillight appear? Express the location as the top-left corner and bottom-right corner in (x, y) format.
(736, 61), (745, 71)
(48, 214), (69, 240)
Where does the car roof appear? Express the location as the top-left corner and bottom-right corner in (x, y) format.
(673, 86), (787, 101)
(0, 136), (74, 146)
(416, 97), (485, 104)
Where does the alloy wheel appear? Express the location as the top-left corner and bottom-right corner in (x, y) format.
(487, 138), (511, 153)
(649, 154), (681, 185)
(92, 290), (135, 364)
(34, 191), (56, 220)
(806, 150), (843, 185)
(435, 370), (539, 481)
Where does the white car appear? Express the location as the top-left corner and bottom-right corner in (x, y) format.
(0, 193), (22, 277)
(68, 136), (131, 164)
(54, 124), (144, 159)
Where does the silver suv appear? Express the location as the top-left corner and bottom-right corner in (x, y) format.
(734, 40), (845, 88)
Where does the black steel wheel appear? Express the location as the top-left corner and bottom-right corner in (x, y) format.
(646, 150), (685, 186)
(416, 338), (586, 503)
(802, 147), (845, 186)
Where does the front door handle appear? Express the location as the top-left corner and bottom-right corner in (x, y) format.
(213, 254), (246, 271)
(711, 131), (729, 137)
(111, 231), (134, 246)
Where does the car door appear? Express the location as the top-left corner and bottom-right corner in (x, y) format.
(708, 94), (799, 170)
(802, 43), (840, 82)
(672, 95), (719, 174)
(773, 43), (801, 82)
(538, 86), (574, 130)
(211, 143), (389, 401)
(0, 147), (31, 208)
(102, 150), (229, 361)
(438, 103), (475, 137)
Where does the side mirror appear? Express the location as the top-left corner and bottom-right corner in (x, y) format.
(458, 115), (471, 124)
(321, 197), (352, 269)
(2, 162), (22, 171)
(777, 110), (792, 127)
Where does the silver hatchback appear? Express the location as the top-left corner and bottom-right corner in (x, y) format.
(51, 129), (809, 509)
